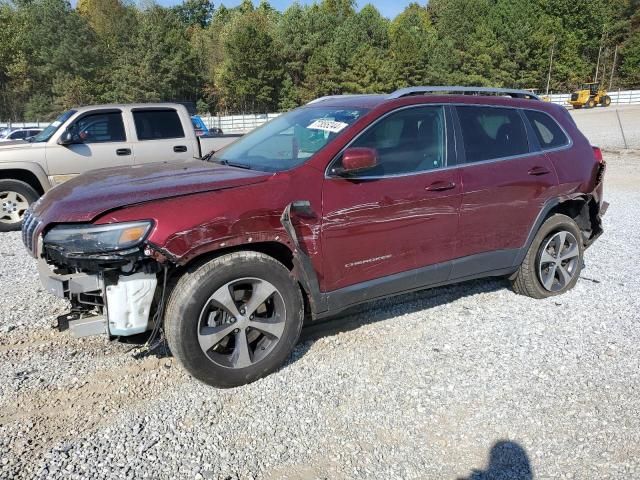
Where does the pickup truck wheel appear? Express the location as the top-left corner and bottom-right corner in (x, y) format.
(511, 214), (584, 299)
(165, 251), (304, 388)
(0, 180), (39, 232)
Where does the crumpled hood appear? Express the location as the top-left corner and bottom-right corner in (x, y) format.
(33, 159), (272, 224)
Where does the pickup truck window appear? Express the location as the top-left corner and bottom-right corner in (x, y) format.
(31, 109), (77, 143)
(213, 107), (368, 172)
(73, 112), (126, 143)
(133, 109), (185, 141)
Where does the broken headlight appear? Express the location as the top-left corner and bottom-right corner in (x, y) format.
(44, 221), (152, 254)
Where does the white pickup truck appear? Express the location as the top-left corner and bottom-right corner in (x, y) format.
(0, 103), (239, 231)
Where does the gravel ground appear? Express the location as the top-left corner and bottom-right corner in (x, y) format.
(1, 152), (639, 480)
(570, 105), (640, 150)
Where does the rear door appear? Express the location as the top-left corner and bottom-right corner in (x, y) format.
(454, 105), (557, 270)
(44, 109), (134, 185)
(321, 105), (461, 292)
(130, 108), (195, 164)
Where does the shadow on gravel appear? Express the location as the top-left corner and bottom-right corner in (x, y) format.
(457, 440), (533, 480)
(118, 277), (507, 366)
(292, 277), (506, 363)
(116, 331), (173, 360)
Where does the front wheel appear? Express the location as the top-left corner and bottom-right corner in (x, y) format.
(511, 214), (584, 299)
(165, 251), (304, 388)
(0, 179), (39, 232)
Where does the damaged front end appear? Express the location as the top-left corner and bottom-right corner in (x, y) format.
(25, 215), (165, 338)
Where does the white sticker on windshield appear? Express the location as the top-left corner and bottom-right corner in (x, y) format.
(51, 121), (61, 127)
(307, 119), (349, 133)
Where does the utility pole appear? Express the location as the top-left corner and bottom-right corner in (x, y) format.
(595, 43), (602, 82)
(594, 32), (606, 82)
(546, 39), (555, 96)
(609, 44), (618, 90)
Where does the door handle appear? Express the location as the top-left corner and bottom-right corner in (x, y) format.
(173, 145), (188, 153)
(116, 148), (131, 156)
(528, 166), (550, 176)
(426, 181), (456, 192)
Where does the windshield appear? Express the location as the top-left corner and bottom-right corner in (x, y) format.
(212, 107), (368, 172)
(31, 110), (77, 143)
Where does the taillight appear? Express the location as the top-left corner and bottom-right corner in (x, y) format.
(592, 146), (603, 163)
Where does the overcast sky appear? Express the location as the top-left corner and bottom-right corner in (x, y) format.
(147, 1), (424, 19)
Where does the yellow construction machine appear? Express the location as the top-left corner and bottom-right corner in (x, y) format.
(567, 82), (612, 109)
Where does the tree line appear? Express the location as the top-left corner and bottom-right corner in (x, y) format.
(0, 0), (638, 121)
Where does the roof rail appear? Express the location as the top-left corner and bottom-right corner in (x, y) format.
(306, 94), (375, 105)
(388, 86), (541, 101)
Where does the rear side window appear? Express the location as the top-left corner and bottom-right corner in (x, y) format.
(456, 106), (529, 162)
(133, 109), (185, 141)
(524, 110), (569, 150)
(10, 131), (27, 139)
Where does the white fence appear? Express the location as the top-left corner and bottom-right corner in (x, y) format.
(0, 113), (283, 133)
(546, 89), (640, 106)
(2, 89), (639, 135)
(201, 113), (281, 134)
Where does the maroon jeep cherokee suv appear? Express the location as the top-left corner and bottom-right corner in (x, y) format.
(23, 87), (607, 387)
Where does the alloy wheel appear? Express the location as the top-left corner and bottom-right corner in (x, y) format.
(197, 277), (286, 369)
(0, 191), (29, 224)
(537, 231), (580, 292)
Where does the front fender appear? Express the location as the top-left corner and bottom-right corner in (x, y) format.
(0, 161), (51, 191)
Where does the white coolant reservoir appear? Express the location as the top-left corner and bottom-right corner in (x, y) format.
(106, 272), (158, 336)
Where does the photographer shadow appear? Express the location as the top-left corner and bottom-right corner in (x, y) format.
(458, 440), (533, 480)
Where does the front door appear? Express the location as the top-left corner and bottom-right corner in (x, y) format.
(45, 110), (133, 185)
(321, 105), (461, 292)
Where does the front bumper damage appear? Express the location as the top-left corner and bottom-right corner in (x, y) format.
(36, 240), (160, 338)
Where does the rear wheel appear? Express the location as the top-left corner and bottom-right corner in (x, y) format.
(165, 251), (304, 388)
(601, 95), (611, 107)
(0, 180), (39, 232)
(511, 214), (584, 299)
(586, 98), (596, 109)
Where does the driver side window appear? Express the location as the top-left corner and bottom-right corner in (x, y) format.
(72, 112), (126, 143)
(341, 106), (446, 177)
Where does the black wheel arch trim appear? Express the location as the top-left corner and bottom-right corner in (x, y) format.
(512, 194), (601, 268)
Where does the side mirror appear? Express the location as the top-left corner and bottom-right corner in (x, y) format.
(336, 147), (378, 176)
(57, 127), (78, 146)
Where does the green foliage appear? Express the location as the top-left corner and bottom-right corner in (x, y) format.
(620, 31), (640, 87)
(0, 0), (638, 120)
(389, 4), (436, 87)
(174, 0), (214, 28)
(216, 8), (282, 112)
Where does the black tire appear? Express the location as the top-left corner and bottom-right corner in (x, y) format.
(511, 214), (584, 299)
(601, 95), (611, 107)
(165, 251), (304, 388)
(0, 179), (39, 232)
(586, 98), (596, 109)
